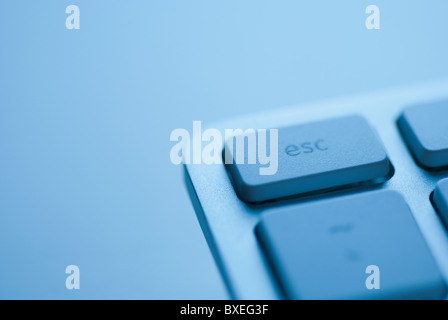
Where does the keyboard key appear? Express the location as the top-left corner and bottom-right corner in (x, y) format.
(397, 100), (448, 168)
(225, 115), (392, 203)
(433, 178), (448, 227)
(256, 191), (446, 300)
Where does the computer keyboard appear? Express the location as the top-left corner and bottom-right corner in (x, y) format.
(184, 79), (448, 300)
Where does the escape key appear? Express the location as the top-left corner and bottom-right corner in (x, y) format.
(224, 115), (392, 203)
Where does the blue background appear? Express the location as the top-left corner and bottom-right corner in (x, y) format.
(1, 1), (448, 298)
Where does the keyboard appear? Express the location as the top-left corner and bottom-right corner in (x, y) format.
(184, 79), (448, 300)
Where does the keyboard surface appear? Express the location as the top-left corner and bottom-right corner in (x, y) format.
(185, 79), (448, 299)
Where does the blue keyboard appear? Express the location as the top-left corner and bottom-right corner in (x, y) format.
(185, 79), (448, 300)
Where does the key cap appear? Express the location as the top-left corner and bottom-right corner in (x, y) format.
(433, 178), (448, 228)
(256, 190), (446, 300)
(224, 115), (392, 203)
(397, 100), (448, 168)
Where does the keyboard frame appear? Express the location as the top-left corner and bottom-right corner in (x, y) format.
(184, 78), (448, 299)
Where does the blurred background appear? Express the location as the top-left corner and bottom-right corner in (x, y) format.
(1, 1), (448, 299)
